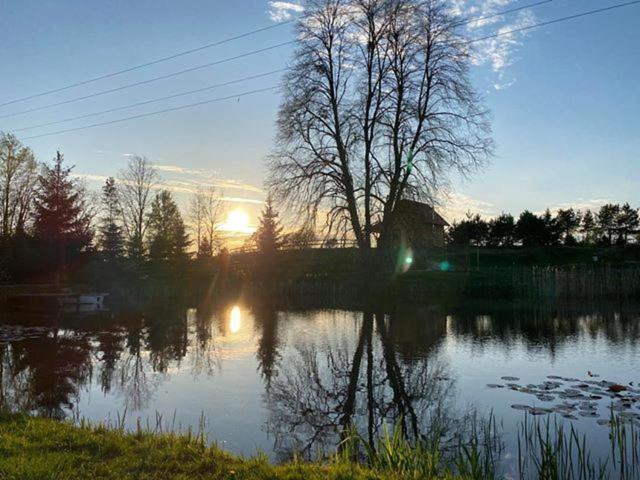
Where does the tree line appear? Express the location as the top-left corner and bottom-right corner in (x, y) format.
(0, 132), (224, 284)
(448, 205), (640, 247)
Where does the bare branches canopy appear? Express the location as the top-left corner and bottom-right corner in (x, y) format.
(117, 156), (159, 259)
(269, 0), (492, 256)
(0, 132), (38, 237)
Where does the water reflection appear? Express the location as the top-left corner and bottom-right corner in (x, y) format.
(265, 311), (453, 459)
(229, 306), (242, 334)
(0, 300), (638, 464)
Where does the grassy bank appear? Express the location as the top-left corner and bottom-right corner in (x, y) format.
(1, 413), (639, 479)
(0, 415), (459, 480)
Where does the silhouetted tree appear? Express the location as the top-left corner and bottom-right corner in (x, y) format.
(118, 156), (158, 259)
(189, 186), (223, 258)
(555, 208), (581, 245)
(487, 213), (516, 247)
(447, 213), (488, 246)
(147, 190), (189, 261)
(0, 133), (38, 237)
(597, 204), (620, 246)
(541, 209), (561, 246)
(268, 0), (492, 273)
(282, 227), (315, 250)
(515, 211), (547, 246)
(32, 151), (93, 278)
(617, 203), (639, 244)
(98, 177), (124, 259)
(256, 196), (282, 255)
(581, 209), (597, 244)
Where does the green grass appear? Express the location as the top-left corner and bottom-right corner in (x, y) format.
(0, 414), (463, 480)
(2, 412), (638, 479)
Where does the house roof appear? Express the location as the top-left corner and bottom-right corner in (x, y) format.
(370, 199), (449, 233)
(394, 199), (449, 227)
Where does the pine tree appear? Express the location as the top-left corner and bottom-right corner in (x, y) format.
(541, 208), (560, 246)
(515, 211), (547, 246)
(597, 204), (620, 245)
(98, 177), (124, 259)
(255, 195), (282, 255)
(147, 190), (189, 261)
(487, 213), (516, 247)
(555, 208), (582, 245)
(33, 151), (92, 260)
(581, 210), (597, 244)
(617, 203), (639, 244)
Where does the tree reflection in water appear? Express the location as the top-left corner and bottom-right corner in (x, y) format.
(0, 298), (639, 463)
(265, 310), (454, 459)
(1, 328), (92, 419)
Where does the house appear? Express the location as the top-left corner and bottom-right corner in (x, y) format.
(374, 199), (449, 249)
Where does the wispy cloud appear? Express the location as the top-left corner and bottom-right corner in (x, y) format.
(439, 191), (496, 222)
(268, 1), (304, 22)
(155, 164), (207, 175)
(453, 0), (540, 90)
(75, 172), (264, 207)
(547, 198), (612, 214)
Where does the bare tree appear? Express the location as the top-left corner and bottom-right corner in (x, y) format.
(117, 156), (159, 259)
(0, 132), (38, 237)
(268, 0), (492, 270)
(189, 186), (223, 257)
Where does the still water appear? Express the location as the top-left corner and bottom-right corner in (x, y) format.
(1, 300), (639, 473)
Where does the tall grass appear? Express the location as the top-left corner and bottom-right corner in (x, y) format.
(337, 413), (501, 479)
(5, 408), (640, 479)
(338, 412), (640, 479)
(517, 413), (640, 480)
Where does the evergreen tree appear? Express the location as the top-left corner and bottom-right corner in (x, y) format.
(515, 211), (547, 246)
(198, 236), (213, 258)
(555, 208), (582, 245)
(447, 213), (488, 247)
(33, 151), (92, 269)
(541, 208), (561, 246)
(617, 203), (639, 244)
(581, 209), (597, 244)
(146, 190), (189, 261)
(596, 204), (620, 245)
(255, 195), (282, 255)
(98, 177), (124, 259)
(487, 213), (516, 247)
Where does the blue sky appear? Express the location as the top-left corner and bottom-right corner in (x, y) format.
(0, 0), (638, 225)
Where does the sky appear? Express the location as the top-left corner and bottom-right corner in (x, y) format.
(0, 0), (638, 229)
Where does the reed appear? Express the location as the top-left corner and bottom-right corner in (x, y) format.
(516, 413), (640, 480)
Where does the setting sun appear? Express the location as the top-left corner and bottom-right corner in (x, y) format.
(220, 208), (254, 234)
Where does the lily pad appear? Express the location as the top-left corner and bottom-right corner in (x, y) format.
(579, 411), (600, 418)
(530, 407), (551, 416)
(501, 376), (520, 381)
(536, 394), (555, 402)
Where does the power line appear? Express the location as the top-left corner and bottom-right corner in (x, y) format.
(20, 85), (280, 141)
(0, 20), (295, 109)
(16, 1), (640, 141)
(13, 69), (286, 132)
(454, 0), (553, 27)
(0, 41), (295, 120)
(0, 3), (554, 122)
(467, 0), (640, 44)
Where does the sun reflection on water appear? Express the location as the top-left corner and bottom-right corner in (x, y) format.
(229, 305), (242, 333)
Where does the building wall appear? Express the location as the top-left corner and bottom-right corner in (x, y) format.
(391, 219), (445, 249)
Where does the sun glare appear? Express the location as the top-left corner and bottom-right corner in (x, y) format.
(220, 208), (253, 233)
(229, 305), (242, 333)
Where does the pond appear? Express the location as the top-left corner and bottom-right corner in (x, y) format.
(1, 298), (639, 476)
